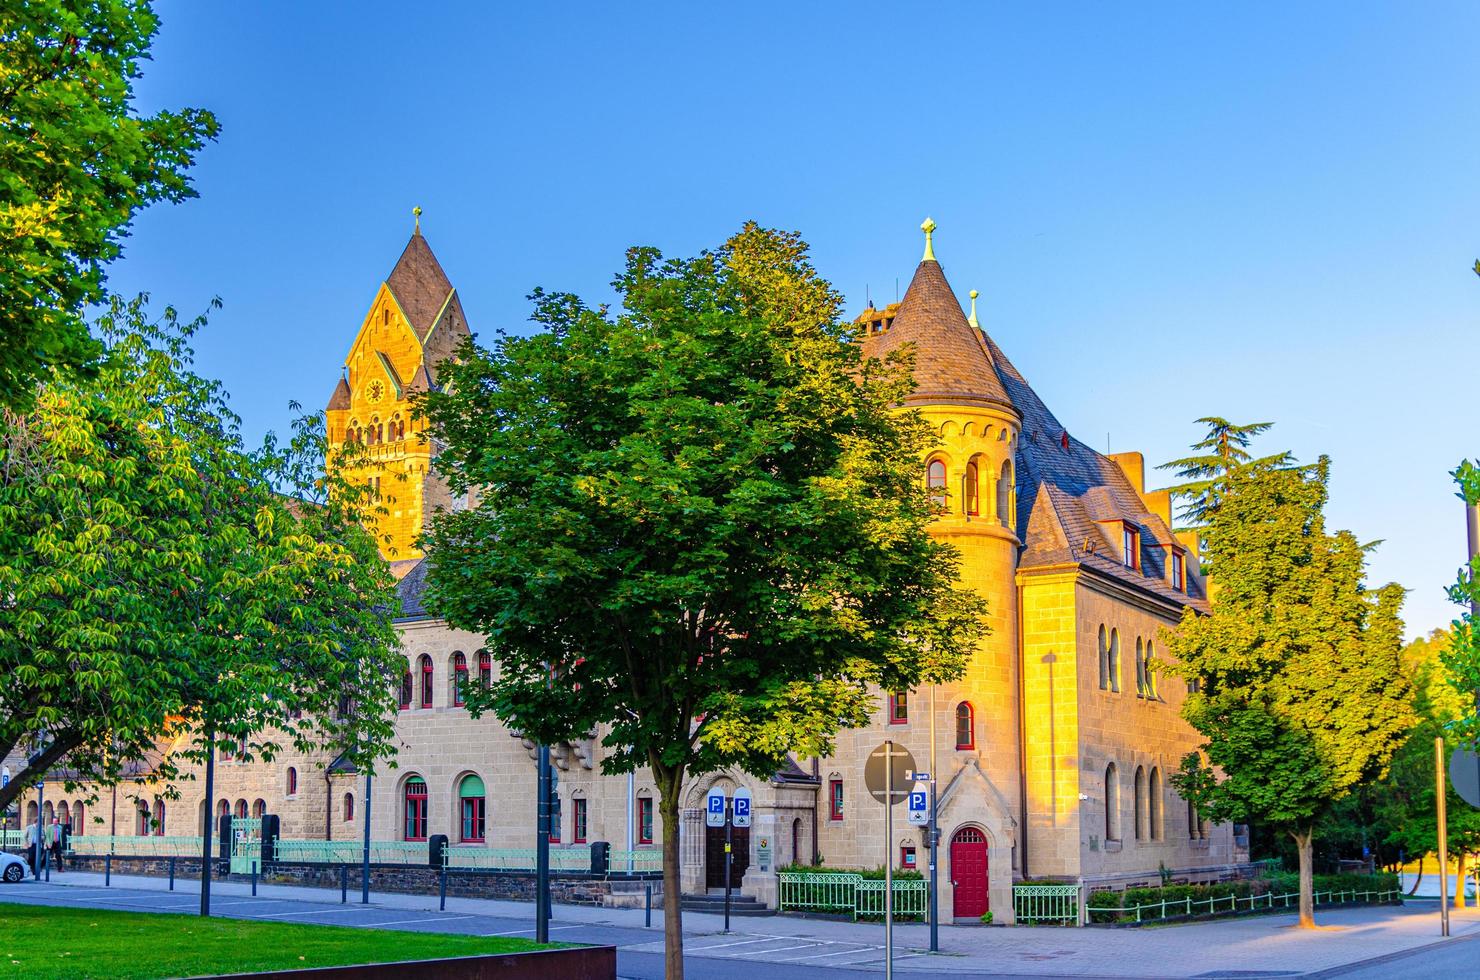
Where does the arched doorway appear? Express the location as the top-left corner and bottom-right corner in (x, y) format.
(950, 827), (989, 918)
(705, 822), (749, 889)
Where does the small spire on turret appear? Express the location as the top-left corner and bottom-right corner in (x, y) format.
(413, 206), (422, 235)
(921, 217), (937, 262)
(968, 289), (980, 329)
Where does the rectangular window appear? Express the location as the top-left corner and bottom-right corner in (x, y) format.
(888, 691), (908, 724)
(1122, 526), (1139, 569)
(573, 798), (588, 843)
(1171, 551), (1185, 591)
(638, 798), (654, 844)
(460, 797), (485, 842)
(900, 845), (917, 869)
(549, 795), (561, 843)
(829, 779), (844, 821)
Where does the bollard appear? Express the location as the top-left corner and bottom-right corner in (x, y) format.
(251, 861), (258, 896)
(169, 857), (176, 891)
(645, 885), (652, 928)
(340, 865), (347, 903)
(439, 867), (447, 911)
(44, 858), (50, 882)
(104, 853), (111, 886)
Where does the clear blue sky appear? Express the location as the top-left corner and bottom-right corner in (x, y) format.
(111, 2), (1478, 639)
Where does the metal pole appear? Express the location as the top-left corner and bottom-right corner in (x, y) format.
(361, 770), (372, 904)
(724, 804), (733, 933)
(885, 739), (894, 980)
(340, 864), (347, 903)
(35, 781), (44, 880)
(536, 744), (551, 943)
(169, 857), (176, 891)
(200, 732), (215, 916)
(1437, 736), (1450, 938)
(929, 684), (939, 951)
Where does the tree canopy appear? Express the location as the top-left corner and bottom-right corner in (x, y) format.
(1156, 417), (1292, 549)
(1164, 445), (1412, 927)
(0, 0), (217, 408)
(420, 223), (985, 978)
(0, 295), (403, 816)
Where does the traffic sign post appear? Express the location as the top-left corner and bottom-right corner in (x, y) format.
(1449, 747), (1480, 808)
(705, 788), (726, 828)
(866, 741), (913, 980)
(907, 787), (929, 827)
(732, 788), (752, 828)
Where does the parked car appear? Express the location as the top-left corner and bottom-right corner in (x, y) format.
(1, 851), (27, 882)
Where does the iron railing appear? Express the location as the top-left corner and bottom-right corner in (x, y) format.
(273, 839), (429, 865)
(1108, 887), (1401, 923)
(777, 872), (926, 921)
(443, 845), (592, 871)
(1013, 883), (1080, 924)
(609, 849), (663, 873)
(68, 835), (203, 857)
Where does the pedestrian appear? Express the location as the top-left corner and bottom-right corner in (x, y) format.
(25, 820), (40, 876)
(49, 819), (63, 868)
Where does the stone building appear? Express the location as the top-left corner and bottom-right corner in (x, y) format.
(8, 218), (1247, 921)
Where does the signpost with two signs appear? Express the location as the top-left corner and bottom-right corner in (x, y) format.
(704, 785), (751, 932)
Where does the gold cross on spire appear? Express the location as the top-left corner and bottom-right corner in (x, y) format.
(413, 206), (422, 234)
(921, 216), (937, 262)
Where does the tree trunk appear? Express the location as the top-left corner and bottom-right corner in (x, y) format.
(1407, 854), (1423, 896)
(1292, 827), (1315, 928)
(657, 766), (686, 980)
(1457, 853), (1469, 909)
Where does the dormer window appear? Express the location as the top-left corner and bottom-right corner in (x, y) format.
(1122, 525), (1140, 571)
(1170, 549), (1186, 592)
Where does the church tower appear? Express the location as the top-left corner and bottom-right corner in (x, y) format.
(324, 211), (470, 561)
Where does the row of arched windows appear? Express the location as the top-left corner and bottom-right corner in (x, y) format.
(397, 772), (607, 846)
(1097, 625), (1160, 698)
(925, 455), (1014, 528)
(25, 799), (86, 835)
(1103, 763), (1172, 843)
(398, 651), (492, 711)
(346, 414), (407, 446)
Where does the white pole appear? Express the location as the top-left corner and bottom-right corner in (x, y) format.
(626, 772), (634, 856)
(885, 739), (894, 980)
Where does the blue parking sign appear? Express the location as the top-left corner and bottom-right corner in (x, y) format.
(705, 788), (726, 827)
(907, 790), (928, 826)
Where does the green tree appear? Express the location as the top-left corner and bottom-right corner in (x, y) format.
(0, 294), (402, 816)
(421, 224), (985, 979)
(1156, 418), (1293, 549)
(1164, 450), (1413, 928)
(0, 1), (218, 408)
(1441, 459), (1480, 747)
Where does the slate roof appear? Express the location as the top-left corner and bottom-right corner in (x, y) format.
(384, 230), (472, 365)
(394, 558), (430, 619)
(326, 376), (351, 411)
(860, 259), (1015, 411)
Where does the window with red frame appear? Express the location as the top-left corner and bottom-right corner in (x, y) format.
(955, 701), (975, 749)
(343, 793), (355, 822)
(286, 767), (298, 796)
(403, 777), (428, 840)
(419, 654), (434, 708)
(152, 800), (165, 836)
(478, 650), (492, 688)
(1170, 550), (1186, 592)
(549, 794), (562, 842)
(398, 668), (412, 710)
(900, 844), (917, 869)
(638, 798), (654, 844)
(888, 691), (908, 724)
(829, 779), (844, 820)
(926, 458), (947, 509)
(235, 800), (248, 819)
(459, 775), (485, 842)
(573, 798), (588, 843)
(452, 652), (468, 707)
(1122, 525), (1140, 570)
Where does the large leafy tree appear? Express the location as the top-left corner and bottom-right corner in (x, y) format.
(1164, 450), (1413, 928)
(1441, 459), (1480, 746)
(0, 1), (218, 408)
(0, 294), (403, 816)
(421, 224), (985, 978)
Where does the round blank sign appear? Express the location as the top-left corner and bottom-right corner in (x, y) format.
(864, 742), (918, 806)
(1449, 748), (1480, 808)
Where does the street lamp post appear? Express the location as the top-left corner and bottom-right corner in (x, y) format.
(361, 769), (372, 904)
(929, 684), (939, 952)
(536, 744), (551, 943)
(200, 728), (215, 916)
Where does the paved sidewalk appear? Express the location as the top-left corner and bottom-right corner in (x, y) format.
(4, 870), (1479, 978)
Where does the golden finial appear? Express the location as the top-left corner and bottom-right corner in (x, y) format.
(413, 206), (422, 234)
(968, 289), (980, 329)
(920, 216), (937, 261)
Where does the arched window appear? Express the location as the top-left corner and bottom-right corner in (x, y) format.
(1105, 764), (1120, 841)
(217, 799), (230, 820)
(1187, 799), (1199, 840)
(286, 767), (298, 797)
(459, 775), (486, 842)
(136, 802), (149, 836)
(153, 800), (165, 836)
(1149, 768), (1163, 840)
(403, 777), (428, 841)
(235, 800), (248, 820)
(964, 459), (980, 516)
(1135, 638), (1146, 696)
(399, 666), (413, 711)
(59, 802), (70, 831)
(1108, 630), (1121, 693)
(391, 413), (403, 441)
(1098, 625), (1109, 691)
(1144, 640), (1157, 698)
(955, 702), (975, 749)
(25, 801), (37, 827)
(478, 650), (492, 688)
(344, 793), (355, 823)
(252, 799), (266, 820)
(1134, 767), (1147, 841)
(997, 459), (1014, 529)
(419, 654), (434, 708)
(927, 458), (947, 509)
(72, 801), (83, 835)
(451, 652), (468, 707)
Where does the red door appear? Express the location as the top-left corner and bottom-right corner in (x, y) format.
(951, 827), (989, 918)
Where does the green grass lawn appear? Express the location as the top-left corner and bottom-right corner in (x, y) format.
(0, 902), (548, 979)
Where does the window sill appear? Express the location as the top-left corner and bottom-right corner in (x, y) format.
(1103, 839), (1123, 853)
(955, 745), (974, 752)
(1189, 838), (1209, 850)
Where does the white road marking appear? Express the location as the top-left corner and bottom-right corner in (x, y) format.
(355, 914), (475, 928)
(729, 942), (825, 957)
(779, 945), (883, 961)
(482, 924), (587, 937)
(684, 936), (786, 951)
(244, 907), (368, 918)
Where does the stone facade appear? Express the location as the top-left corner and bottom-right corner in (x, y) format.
(6, 222), (1248, 923)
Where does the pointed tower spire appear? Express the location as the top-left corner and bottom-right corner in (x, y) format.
(967, 289), (980, 329)
(921, 216), (937, 262)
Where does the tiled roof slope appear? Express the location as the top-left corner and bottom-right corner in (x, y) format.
(395, 558), (430, 618)
(385, 232), (471, 367)
(981, 332), (1207, 611)
(861, 259), (1015, 410)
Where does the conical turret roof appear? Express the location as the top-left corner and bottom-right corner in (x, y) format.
(861, 256), (1014, 410)
(385, 230), (455, 337)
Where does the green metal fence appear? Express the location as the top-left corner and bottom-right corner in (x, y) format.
(273, 839), (429, 865)
(68, 835), (203, 857)
(777, 872), (927, 921)
(0, 829), (26, 849)
(1112, 887), (1401, 923)
(609, 849), (663, 873)
(443, 846), (592, 871)
(1013, 883), (1080, 924)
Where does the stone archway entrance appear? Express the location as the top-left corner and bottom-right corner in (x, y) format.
(704, 823), (749, 890)
(950, 826), (989, 918)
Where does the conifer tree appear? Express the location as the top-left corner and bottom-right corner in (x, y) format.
(1164, 451), (1413, 928)
(1157, 417), (1291, 552)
